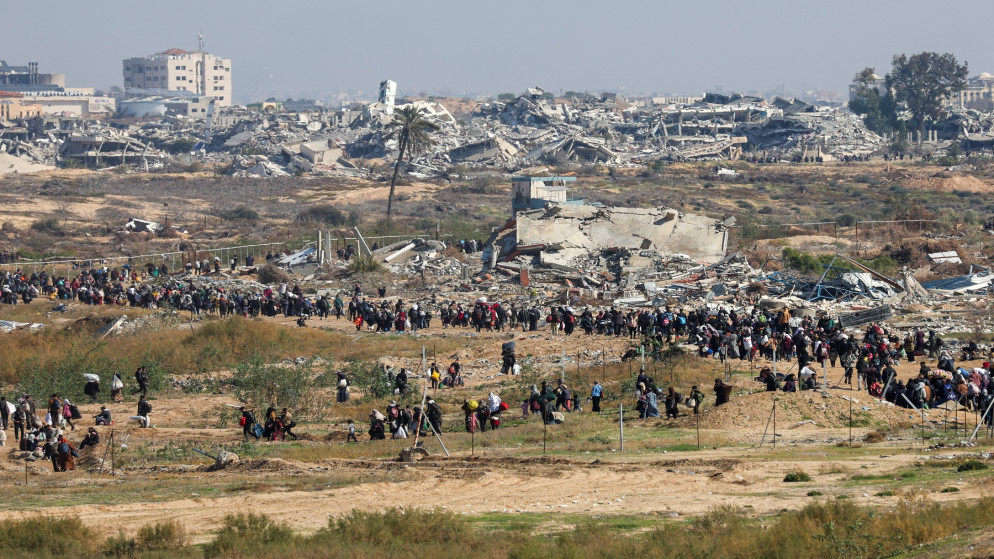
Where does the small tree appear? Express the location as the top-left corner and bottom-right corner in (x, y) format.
(888, 52), (968, 135)
(848, 67), (899, 134)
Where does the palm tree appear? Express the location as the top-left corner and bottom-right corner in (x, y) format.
(383, 106), (438, 218)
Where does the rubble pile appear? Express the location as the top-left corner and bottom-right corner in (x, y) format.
(0, 84), (914, 175)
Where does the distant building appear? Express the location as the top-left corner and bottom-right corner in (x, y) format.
(849, 71), (994, 110)
(0, 61), (111, 116)
(0, 61), (65, 89)
(0, 91), (42, 119)
(957, 73), (994, 109)
(378, 79), (396, 115)
(123, 48), (232, 106)
(511, 176), (578, 217)
(848, 73), (887, 101)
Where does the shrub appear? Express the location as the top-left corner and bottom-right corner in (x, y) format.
(230, 354), (323, 418)
(224, 206), (260, 221)
(863, 430), (887, 443)
(297, 205), (358, 226)
(347, 255), (384, 275)
(345, 359), (393, 400)
(257, 263), (291, 284)
(0, 516), (98, 556)
(203, 514), (294, 559)
(784, 470), (811, 482)
(941, 487), (960, 493)
(836, 213), (857, 227)
(807, 490), (823, 496)
(957, 459), (988, 472)
(321, 508), (470, 547)
(105, 520), (187, 557)
(875, 491), (896, 497)
(30, 217), (63, 234)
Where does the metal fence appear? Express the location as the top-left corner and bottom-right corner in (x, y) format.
(0, 242), (288, 276)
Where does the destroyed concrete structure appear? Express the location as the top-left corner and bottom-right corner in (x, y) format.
(4, 74), (994, 174)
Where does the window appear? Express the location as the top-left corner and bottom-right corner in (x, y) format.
(219, 97), (224, 101)
(218, 86), (224, 91)
(176, 65), (181, 70)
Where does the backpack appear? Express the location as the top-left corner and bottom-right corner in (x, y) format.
(57, 442), (70, 456)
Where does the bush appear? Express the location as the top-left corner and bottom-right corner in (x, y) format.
(230, 354), (323, 418)
(863, 430), (887, 443)
(836, 213), (857, 227)
(941, 487), (960, 493)
(957, 459), (988, 472)
(347, 255), (384, 275)
(320, 508), (470, 547)
(257, 263), (291, 284)
(0, 516), (98, 556)
(345, 359), (393, 400)
(807, 490), (823, 496)
(30, 217), (63, 234)
(784, 470), (811, 482)
(224, 206), (260, 221)
(297, 205), (358, 226)
(203, 514), (294, 559)
(105, 520), (187, 557)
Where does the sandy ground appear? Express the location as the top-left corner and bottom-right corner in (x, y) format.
(0, 153), (54, 175)
(2, 300), (993, 542)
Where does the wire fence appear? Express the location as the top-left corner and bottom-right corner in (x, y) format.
(0, 242), (288, 276)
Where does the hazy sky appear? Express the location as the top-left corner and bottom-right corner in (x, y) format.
(5, 0), (994, 104)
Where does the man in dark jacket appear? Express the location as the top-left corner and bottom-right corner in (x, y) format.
(240, 407), (259, 440)
(136, 396), (152, 428)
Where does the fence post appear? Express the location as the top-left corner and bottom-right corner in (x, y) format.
(619, 403), (624, 452)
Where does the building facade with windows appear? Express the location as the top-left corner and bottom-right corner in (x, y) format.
(123, 48), (232, 106)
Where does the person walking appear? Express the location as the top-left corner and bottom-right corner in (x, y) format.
(240, 407), (259, 440)
(689, 385), (704, 415)
(279, 408), (298, 440)
(346, 419), (358, 442)
(590, 381), (603, 412)
(135, 366), (149, 398)
(0, 395), (10, 431)
(12, 405), (25, 443)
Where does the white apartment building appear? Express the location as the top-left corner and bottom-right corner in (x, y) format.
(123, 48), (232, 106)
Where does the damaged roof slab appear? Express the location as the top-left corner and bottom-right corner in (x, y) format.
(516, 206), (728, 263)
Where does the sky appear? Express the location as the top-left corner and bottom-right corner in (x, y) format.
(4, 0), (994, 105)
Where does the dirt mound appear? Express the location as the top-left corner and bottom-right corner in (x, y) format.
(900, 170), (994, 193)
(694, 390), (916, 430)
(222, 458), (308, 474)
(650, 458), (742, 470)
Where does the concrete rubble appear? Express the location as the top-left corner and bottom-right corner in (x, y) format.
(3, 81), (961, 175)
